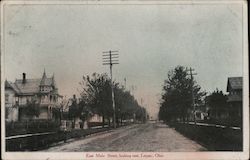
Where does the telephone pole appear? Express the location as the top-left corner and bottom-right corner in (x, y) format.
(187, 67), (197, 124)
(124, 78), (126, 90)
(130, 85), (137, 96)
(140, 98), (144, 122)
(102, 50), (119, 128)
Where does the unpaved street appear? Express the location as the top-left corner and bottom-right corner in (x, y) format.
(44, 122), (206, 152)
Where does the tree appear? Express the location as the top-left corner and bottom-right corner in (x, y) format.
(79, 73), (113, 127)
(52, 107), (61, 122)
(78, 100), (93, 126)
(68, 97), (79, 127)
(135, 107), (147, 123)
(114, 86), (146, 125)
(114, 86), (128, 125)
(159, 66), (205, 122)
(22, 99), (40, 119)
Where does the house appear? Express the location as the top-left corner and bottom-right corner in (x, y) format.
(5, 70), (62, 121)
(226, 77), (242, 121)
(5, 80), (19, 121)
(88, 114), (103, 123)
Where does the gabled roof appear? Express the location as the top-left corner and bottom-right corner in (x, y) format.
(227, 77), (242, 92)
(5, 80), (20, 93)
(14, 79), (41, 95)
(40, 77), (53, 86)
(5, 80), (13, 89)
(40, 70), (55, 86)
(5, 71), (57, 95)
(51, 74), (57, 88)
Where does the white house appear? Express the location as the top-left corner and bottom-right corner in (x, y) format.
(5, 70), (62, 121)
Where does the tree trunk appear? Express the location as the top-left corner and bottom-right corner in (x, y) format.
(120, 115), (123, 126)
(102, 115), (105, 128)
(73, 118), (76, 129)
(108, 118), (111, 127)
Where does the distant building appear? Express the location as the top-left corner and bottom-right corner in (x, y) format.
(195, 110), (208, 121)
(5, 70), (62, 121)
(88, 114), (103, 123)
(226, 77), (242, 121)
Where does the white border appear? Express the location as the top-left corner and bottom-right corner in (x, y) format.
(1, 0), (249, 160)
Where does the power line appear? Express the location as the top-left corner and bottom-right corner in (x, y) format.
(102, 50), (119, 129)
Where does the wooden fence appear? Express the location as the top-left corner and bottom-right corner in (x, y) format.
(6, 127), (110, 151)
(5, 120), (60, 137)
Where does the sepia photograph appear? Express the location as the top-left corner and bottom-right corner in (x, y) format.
(1, 0), (249, 160)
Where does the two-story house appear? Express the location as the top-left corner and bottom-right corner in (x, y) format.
(226, 77), (242, 121)
(5, 70), (62, 121)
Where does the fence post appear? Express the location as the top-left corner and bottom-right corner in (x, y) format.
(26, 120), (28, 129)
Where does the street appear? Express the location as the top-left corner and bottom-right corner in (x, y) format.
(44, 121), (206, 152)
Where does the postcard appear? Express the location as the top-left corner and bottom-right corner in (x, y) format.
(1, 0), (249, 159)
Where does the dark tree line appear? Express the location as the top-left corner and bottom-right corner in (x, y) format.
(76, 73), (148, 127)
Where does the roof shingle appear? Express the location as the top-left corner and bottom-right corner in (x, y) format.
(14, 79), (41, 95)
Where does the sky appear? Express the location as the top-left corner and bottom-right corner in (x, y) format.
(3, 2), (244, 119)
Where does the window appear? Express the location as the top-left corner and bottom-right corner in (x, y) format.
(5, 94), (9, 102)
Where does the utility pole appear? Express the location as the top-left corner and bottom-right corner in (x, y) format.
(130, 85), (137, 96)
(140, 98), (143, 122)
(102, 50), (119, 128)
(124, 78), (126, 90)
(187, 67), (197, 124)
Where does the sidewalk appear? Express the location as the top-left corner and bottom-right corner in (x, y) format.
(186, 122), (241, 130)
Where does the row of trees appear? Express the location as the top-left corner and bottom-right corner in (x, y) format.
(159, 66), (228, 123)
(68, 73), (148, 127)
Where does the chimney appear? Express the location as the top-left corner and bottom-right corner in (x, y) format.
(22, 73), (26, 83)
